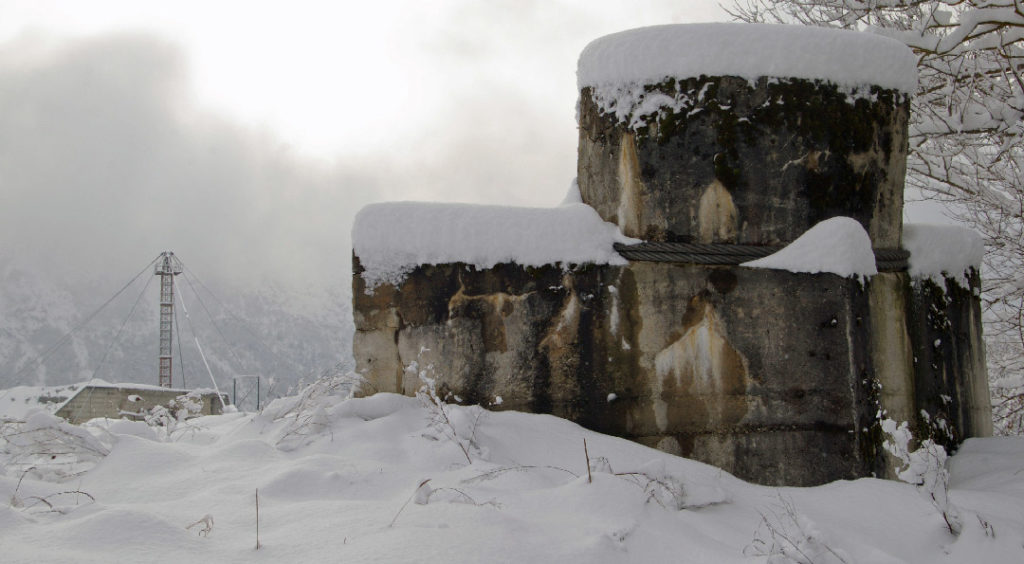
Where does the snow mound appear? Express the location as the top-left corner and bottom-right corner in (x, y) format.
(578, 23), (917, 94)
(903, 223), (983, 287)
(3, 379), (1024, 563)
(742, 217), (877, 278)
(353, 201), (637, 288)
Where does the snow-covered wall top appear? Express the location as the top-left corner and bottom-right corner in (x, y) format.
(738, 219), (983, 285)
(353, 202), (637, 288)
(903, 224), (984, 287)
(577, 23), (917, 94)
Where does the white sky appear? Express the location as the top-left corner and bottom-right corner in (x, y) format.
(2, 1), (729, 159)
(0, 1), (732, 293)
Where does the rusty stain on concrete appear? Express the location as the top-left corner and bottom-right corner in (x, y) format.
(652, 294), (749, 433)
(697, 180), (739, 243)
(617, 132), (644, 237)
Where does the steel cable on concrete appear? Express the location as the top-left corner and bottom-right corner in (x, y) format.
(613, 242), (910, 272)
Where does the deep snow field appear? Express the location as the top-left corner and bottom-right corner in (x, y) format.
(1, 384), (1023, 564)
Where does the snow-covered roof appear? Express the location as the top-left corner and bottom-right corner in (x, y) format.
(352, 202), (636, 288)
(81, 379), (195, 394)
(578, 23), (917, 94)
(741, 217), (878, 279)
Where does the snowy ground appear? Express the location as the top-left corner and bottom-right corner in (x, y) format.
(0, 383), (83, 419)
(1, 386), (1022, 563)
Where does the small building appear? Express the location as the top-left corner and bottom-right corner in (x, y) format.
(55, 383), (227, 425)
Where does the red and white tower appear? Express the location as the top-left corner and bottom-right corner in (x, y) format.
(155, 251), (183, 388)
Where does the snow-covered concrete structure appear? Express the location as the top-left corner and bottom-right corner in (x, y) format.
(352, 24), (991, 486)
(55, 383), (226, 424)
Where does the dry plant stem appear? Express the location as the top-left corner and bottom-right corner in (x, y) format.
(418, 373), (472, 464)
(255, 488), (261, 550)
(24, 491), (95, 512)
(11, 466), (35, 504)
(390, 479), (431, 528)
(430, 394), (472, 464)
(185, 514), (214, 537)
(460, 465), (578, 485)
(426, 487), (479, 505)
(584, 438), (592, 484)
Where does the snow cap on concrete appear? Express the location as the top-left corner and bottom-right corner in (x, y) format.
(903, 223), (983, 287)
(578, 23), (917, 94)
(353, 201), (637, 288)
(742, 216), (878, 278)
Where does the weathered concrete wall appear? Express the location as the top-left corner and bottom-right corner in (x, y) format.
(578, 78), (909, 248)
(907, 274), (993, 447)
(56, 386), (226, 425)
(355, 256), (886, 485)
(353, 257), (988, 486)
(352, 29), (989, 486)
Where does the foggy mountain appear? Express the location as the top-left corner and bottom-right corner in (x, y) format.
(0, 256), (353, 403)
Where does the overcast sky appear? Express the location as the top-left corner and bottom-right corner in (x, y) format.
(0, 1), (731, 294)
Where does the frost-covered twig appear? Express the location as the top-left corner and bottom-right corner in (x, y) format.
(614, 471), (690, 510)
(744, 495), (850, 564)
(263, 371), (362, 449)
(412, 360), (476, 464)
(881, 418), (963, 535)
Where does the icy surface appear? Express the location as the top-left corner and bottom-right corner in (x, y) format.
(2, 380), (1023, 563)
(578, 23), (917, 93)
(353, 201), (637, 288)
(903, 223), (983, 287)
(742, 217), (877, 278)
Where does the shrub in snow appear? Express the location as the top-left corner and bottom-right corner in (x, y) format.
(0, 410), (111, 481)
(9, 467), (96, 515)
(881, 418), (962, 536)
(144, 391), (205, 437)
(389, 476), (499, 529)
(613, 459), (689, 511)
(410, 359), (483, 464)
(745, 496), (851, 564)
(261, 371), (361, 450)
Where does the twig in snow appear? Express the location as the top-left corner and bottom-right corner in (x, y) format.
(186, 514), (215, 537)
(255, 489), (261, 550)
(389, 479), (432, 528)
(584, 438), (592, 484)
(460, 465), (578, 485)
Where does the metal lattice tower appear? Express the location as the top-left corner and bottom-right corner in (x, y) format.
(155, 251), (183, 388)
